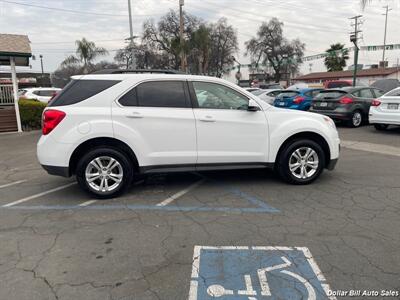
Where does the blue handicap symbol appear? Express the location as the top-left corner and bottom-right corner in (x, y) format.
(189, 246), (333, 300)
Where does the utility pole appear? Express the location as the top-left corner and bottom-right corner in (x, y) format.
(350, 15), (363, 87)
(127, 0), (136, 69)
(179, 0), (185, 72)
(382, 5), (392, 68)
(39, 54), (44, 75)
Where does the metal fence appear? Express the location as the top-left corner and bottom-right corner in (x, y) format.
(0, 85), (14, 105)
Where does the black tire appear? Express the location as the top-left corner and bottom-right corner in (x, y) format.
(276, 139), (325, 185)
(347, 110), (363, 127)
(374, 124), (389, 131)
(76, 147), (134, 199)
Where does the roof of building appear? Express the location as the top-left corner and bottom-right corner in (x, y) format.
(294, 67), (399, 81)
(0, 34), (31, 56)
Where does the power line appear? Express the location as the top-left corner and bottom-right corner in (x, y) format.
(0, 0), (160, 17)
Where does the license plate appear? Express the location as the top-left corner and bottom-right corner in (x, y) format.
(279, 101), (285, 106)
(320, 102), (328, 107)
(387, 103), (399, 109)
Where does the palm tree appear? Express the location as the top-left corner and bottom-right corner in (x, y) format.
(324, 43), (350, 72)
(61, 38), (108, 73)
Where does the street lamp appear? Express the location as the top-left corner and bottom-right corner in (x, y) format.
(39, 54), (44, 75)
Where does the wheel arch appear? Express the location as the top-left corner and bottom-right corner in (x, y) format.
(69, 137), (139, 175)
(275, 132), (331, 168)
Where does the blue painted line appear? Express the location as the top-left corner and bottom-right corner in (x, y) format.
(223, 185), (279, 212)
(5, 204), (279, 213)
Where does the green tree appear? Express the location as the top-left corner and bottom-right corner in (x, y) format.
(61, 38), (108, 73)
(324, 43), (349, 72)
(245, 18), (305, 82)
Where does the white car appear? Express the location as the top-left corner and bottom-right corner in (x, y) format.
(19, 87), (61, 103)
(251, 89), (284, 105)
(37, 71), (340, 198)
(369, 87), (400, 130)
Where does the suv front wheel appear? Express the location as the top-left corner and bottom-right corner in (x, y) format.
(277, 139), (325, 185)
(76, 147), (134, 198)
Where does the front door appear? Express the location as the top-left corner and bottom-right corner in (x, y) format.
(191, 81), (268, 164)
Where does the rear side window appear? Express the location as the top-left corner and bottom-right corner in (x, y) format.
(385, 88), (400, 97)
(136, 81), (188, 108)
(49, 79), (120, 106)
(358, 89), (374, 98)
(315, 91), (347, 100)
(372, 89), (384, 97)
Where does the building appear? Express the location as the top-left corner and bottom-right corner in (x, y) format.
(0, 70), (51, 88)
(293, 67), (400, 86)
(0, 33), (32, 132)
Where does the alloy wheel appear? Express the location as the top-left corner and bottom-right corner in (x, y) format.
(85, 156), (123, 193)
(288, 147), (319, 179)
(352, 111), (362, 127)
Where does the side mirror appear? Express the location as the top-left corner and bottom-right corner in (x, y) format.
(247, 99), (261, 111)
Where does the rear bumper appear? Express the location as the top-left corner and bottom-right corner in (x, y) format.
(309, 109), (352, 120)
(369, 109), (400, 125)
(41, 165), (71, 177)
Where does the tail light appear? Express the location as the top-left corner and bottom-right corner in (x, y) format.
(339, 96), (353, 104)
(293, 96), (305, 104)
(42, 109), (66, 135)
(371, 99), (381, 106)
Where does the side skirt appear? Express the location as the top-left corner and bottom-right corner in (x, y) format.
(139, 162), (275, 174)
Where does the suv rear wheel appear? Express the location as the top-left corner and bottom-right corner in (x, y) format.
(277, 139), (325, 185)
(76, 147), (134, 198)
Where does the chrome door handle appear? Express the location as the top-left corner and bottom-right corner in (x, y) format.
(127, 112), (143, 118)
(199, 116), (216, 122)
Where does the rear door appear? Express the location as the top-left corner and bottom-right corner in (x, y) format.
(354, 88), (375, 113)
(190, 81), (268, 164)
(112, 80), (197, 166)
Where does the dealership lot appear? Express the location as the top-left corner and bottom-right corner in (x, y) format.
(0, 127), (399, 300)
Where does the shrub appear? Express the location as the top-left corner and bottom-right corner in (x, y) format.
(18, 99), (47, 130)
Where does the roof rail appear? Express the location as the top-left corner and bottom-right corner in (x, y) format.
(91, 69), (185, 75)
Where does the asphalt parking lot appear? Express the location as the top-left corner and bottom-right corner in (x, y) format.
(0, 126), (399, 300)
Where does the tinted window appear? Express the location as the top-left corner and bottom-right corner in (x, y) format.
(269, 90), (283, 97)
(118, 88), (138, 106)
(358, 89), (374, 98)
(279, 91), (300, 97)
(32, 90), (40, 96)
(193, 82), (249, 110)
(315, 91), (347, 100)
(311, 90), (322, 97)
(372, 89), (384, 97)
(40, 90), (57, 97)
(385, 88), (400, 97)
(49, 80), (120, 106)
(136, 81), (187, 108)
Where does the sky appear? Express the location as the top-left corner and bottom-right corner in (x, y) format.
(1, 0), (400, 82)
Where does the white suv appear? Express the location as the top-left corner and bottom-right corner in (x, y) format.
(37, 70), (340, 198)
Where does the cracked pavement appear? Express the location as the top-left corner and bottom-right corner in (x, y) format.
(0, 126), (399, 300)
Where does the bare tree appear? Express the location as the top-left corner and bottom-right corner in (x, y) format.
(245, 18), (305, 82)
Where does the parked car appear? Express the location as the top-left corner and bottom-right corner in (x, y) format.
(324, 80), (352, 89)
(370, 79), (400, 93)
(259, 83), (283, 89)
(273, 88), (324, 111)
(37, 71), (340, 198)
(243, 87), (260, 93)
(369, 87), (400, 130)
(251, 89), (284, 104)
(310, 87), (384, 127)
(19, 87), (61, 103)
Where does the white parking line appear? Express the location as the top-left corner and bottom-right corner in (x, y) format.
(342, 140), (400, 157)
(79, 200), (98, 207)
(156, 179), (205, 207)
(2, 182), (76, 207)
(0, 180), (27, 189)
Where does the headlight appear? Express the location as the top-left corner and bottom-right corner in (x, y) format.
(323, 116), (336, 129)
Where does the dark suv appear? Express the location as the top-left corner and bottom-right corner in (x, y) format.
(310, 87), (384, 127)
